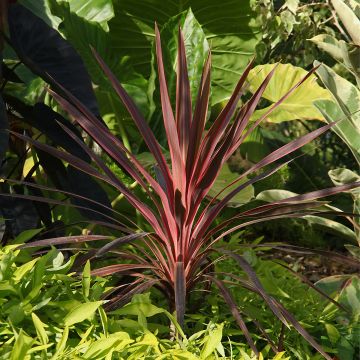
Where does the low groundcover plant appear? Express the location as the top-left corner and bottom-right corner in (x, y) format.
(7, 25), (360, 359)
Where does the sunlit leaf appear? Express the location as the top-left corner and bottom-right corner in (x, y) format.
(248, 63), (331, 122)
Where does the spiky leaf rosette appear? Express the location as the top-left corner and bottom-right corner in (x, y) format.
(11, 25), (360, 359)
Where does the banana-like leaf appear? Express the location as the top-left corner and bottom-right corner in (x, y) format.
(314, 62), (360, 164)
(108, 0), (261, 105)
(316, 275), (360, 316)
(248, 64), (331, 123)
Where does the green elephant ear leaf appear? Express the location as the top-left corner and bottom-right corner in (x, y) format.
(108, 0), (261, 105)
(148, 9), (209, 137)
(208, 164), (254, 207)
(150, 9), (209, 109)
(248, 63), (331, 123)
(64, 0), (114, 27)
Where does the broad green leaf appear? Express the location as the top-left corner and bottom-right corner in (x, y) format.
(310, 35), (360, 84)
(32, 313), (49, 345)
(19, 0), (61, 28)
(329, 168), (360, 186)
(25, 0), (114, 29)
(256, 189), (356, 241)
(149, 9), (209, 132)
(314, 63), (360, 164)
(331, 0), (360, 45)
(315, 62), (360, 125)
(345, 244), (360, 260)
(152, 9), (209, 104)
(273, 352), (290, 360)
(200, 324), (224, 359)
(48, 0), (149, 137)
(14, 228), (43, 244)
(135, 332), (159, 347)
(248, 63), (331, 123)
(64, 0), (114, 29)
(304, 215), (356, 242)
(208, 164), (254, 207)
(256, 189), (298, 202)
(108, 0), (261, 105)
(240, 127), (270, 163)
(325, 323), (341, 344)
(309, 34), (344, 62)
(83, 333), (131, 359)
(10, 330), (34, 360)
(339, 276), (360, 316)
(315, 100), (360, 164)
(112, 302), (165, 318)
(315, 275), (352, 296)
(13, 258), (39, 283)
(64, 301), (103, 326)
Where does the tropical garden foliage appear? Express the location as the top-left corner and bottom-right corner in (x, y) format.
(0, 0), (360, 359)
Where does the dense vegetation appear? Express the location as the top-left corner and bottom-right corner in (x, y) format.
(0, 0), (359, 359)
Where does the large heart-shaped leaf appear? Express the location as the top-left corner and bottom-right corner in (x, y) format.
(150, 9), (209, 108)
(149, 9), (209, 137)
(63, 0), (114, 28)
(248, 63), (331, 123)
(108, 0), (261, 105)
(208, 164), (254, 207)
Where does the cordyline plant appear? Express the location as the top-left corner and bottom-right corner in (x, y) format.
(8, 25), (360, 358)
